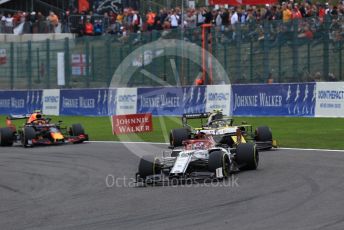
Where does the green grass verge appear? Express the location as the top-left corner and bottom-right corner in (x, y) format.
(1, 115), (344, 150)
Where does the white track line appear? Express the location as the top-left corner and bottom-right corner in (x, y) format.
(86, 141), (344, 152)
(278, 147), (344, 152)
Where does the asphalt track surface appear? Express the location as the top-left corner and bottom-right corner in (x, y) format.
(1, 142), (344, 230)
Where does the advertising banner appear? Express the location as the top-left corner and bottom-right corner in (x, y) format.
(232, 83), (316, 116)
(115, 88), (137, 115)
(107, 88), (117, 115)
(57, 52), (65, 86)
(0, 48), (7, 65)
(182, 86), (206, 114)
(42, 89), (60, 115)
(137, 86), (206, 116)
(26, 90), (43, 113)
(112, 113), (153, 134)
(315, 82), (344, 117)
(71, 53), (89, 76)
(60, 89), (108, 116)
(0, 90), (30, 115)
(205, 85), (232, 116)
(78, 0), (90, 13)
(137, 87), (183, 116)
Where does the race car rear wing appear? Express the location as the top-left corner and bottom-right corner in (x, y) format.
(7, 114), (30, 120)
(181, 112), (210, 128)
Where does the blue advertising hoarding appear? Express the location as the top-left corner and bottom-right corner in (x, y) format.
(137, 86), (206, 116)
(232, 83), (316, 116)
(0, 83), (320, 117)
(0, 90), (42, 115)
(60, 89), (108, 116)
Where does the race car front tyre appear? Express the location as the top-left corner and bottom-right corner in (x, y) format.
(70, 124), (85, 136)
(21, 127), (36, 147)
(208, 151), (230, 178)
(169, 128), (190, 148)
(138, 155), (161, 179)
(236, 143), (259, 170)
(0, 127), (14, 146)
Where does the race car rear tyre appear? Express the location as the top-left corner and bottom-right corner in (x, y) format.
(21, 127), (36, 147)
(255, 126), (272, 150)
(236, 143), (259, 170)
(169, 128), (190, 148)
(208, 151), (230, 178)
(70, 124), (85, 136)
(138, 155), (161, 179)
(0, 127), (14, 146)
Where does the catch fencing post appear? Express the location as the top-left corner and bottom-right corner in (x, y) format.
(339, 41), (342, 80)
(278, 43), (282, 82)
(10, 42), (14, 89)
(105, 40), (112, 86)
(235, 23), (241, 82)
(27, 40), (32, 89)
(263, 21), (270, 81)
(224, 43), (228, 80)
(64, 38), (70, 88)
(85, 38), (90, 88)
(46, 39), (50, 89)
(292, 19), (299, 81)
(36, 47), (40, 84)
(307, 39), (311, 75)
(249, 40), (253, 82)
(91, 45), (95, 81)
(323, 15), (330, 80)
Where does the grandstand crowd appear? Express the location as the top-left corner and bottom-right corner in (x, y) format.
(1, 1), (344, 37)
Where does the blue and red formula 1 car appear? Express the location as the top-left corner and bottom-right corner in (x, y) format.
(0, 110), (88, 147)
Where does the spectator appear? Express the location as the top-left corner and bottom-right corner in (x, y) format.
(116, 11), (123, 33)
(298, 25), (314, 39)
(231, 7), (239, 25)
(292, 5), (302, 20)
(328, 73), (337, 81)
(154, 9), (165, 31)
(146, 9), (156, 31)
(84, 19), (94, 35)
(267, 73), (274, 84)
(196, 8), (205, 26)
(1, 14), (6, 33)
(202, 8), (213, 24)
(94, 19), (102, 35)
(215, 9), (222, 28)
(185, 9), (197, 29)
(194, 74), (204, 85)
(221, 8), (230, 31)
(4, 13), (14, 33)
(282, 3), (292, 23)
(37, 12), (47, 33)
(170, 10), (179, 29)
(47, 11), (58, 33)
(132, 10), (140, 33)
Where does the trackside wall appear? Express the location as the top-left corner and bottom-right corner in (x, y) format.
(0, 82), (342, 117)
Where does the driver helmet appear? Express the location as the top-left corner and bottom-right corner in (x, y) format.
(207, 110), (223, 126)
(27, 110), (43, 123)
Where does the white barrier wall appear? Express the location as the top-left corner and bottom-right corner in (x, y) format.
(42, 89), (60, 115)
(205, 85), (232, 116)
(315, 82), (344, 117)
